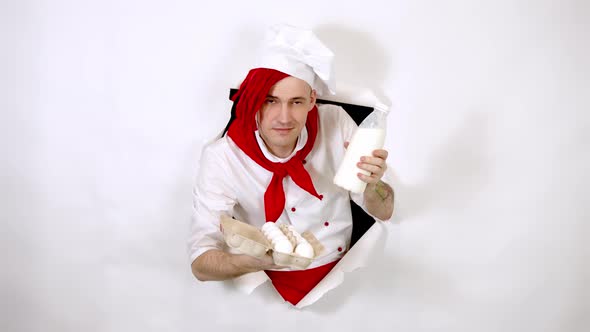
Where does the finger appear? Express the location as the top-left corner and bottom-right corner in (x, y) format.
(357, 171), (380, 184)
(360, 155), (387, 170)
(269, 264), (289, 269)
(256, 253), (275, 266)
(357, 161), (383, 175)
(259, 257), (286, 270)
(371, 149), (388, 160)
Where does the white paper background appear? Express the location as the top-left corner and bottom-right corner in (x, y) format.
(1, 0), (588, 331)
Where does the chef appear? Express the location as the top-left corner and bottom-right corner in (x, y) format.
(188, 24), (395, 306)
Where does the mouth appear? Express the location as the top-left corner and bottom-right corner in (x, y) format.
(273, 128), (293, 134)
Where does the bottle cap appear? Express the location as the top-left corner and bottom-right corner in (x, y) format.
(374, 101), (390, 113)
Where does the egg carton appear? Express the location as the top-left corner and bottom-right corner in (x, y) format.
(220, 215), (324, 270)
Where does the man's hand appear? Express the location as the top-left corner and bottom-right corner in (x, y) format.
(233, 252), (285, 272)
(191, 249), (286, 282)
(344, 142), (394, 220)
(343, 141), (389, 184)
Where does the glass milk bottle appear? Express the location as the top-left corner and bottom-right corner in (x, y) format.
(333, 102), (389, 193)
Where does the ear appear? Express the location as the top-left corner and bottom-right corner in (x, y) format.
(309, 89), (317, 110)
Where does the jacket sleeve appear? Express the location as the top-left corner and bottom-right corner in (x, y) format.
(187, 142), (237, 263)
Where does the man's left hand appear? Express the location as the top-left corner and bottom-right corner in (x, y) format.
(356, 149), (388, 185)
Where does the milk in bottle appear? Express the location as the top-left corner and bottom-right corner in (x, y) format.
(333, 102), (389, 193)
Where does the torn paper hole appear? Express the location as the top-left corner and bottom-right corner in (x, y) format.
(226, 217), (390, 308)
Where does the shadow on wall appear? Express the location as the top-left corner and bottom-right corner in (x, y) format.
(313, 23), (395, 105)
(308, 109), (492, 312)
(315, 24), (492, 222)
(392, 110), (492, 222)
(314, 22), (495, 221)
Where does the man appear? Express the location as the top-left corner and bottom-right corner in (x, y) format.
(188, 25), (394, 305)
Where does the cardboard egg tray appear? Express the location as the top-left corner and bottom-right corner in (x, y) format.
(220, 215), (324, 270)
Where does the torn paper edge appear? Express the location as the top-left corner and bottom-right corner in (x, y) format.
(231, 220), (389, 306)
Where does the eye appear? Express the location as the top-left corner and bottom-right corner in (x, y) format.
(265, 99), (276, 104)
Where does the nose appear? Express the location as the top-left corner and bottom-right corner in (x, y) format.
(277, 102), (293, 123)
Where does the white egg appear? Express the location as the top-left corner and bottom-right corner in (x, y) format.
(273, 239), (294, 253)
(295, 242), (314, 258)
(262, 222), (277, 232)
(266, 229), (283, 239)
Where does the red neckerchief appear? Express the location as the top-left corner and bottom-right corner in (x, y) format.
(227, 68), (322, 222)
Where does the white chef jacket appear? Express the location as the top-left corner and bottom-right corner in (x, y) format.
(188, 104), (392, 271)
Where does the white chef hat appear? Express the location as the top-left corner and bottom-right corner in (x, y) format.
(255, 24), (336, 96)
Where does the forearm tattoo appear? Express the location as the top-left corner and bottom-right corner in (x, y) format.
(374, 181), (392, 201)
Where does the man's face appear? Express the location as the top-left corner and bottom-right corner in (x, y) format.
(257, 76), (317, 158)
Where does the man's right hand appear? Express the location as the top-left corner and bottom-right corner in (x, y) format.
(233, 252), (285, 272)
(191, 249), (285, 281)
